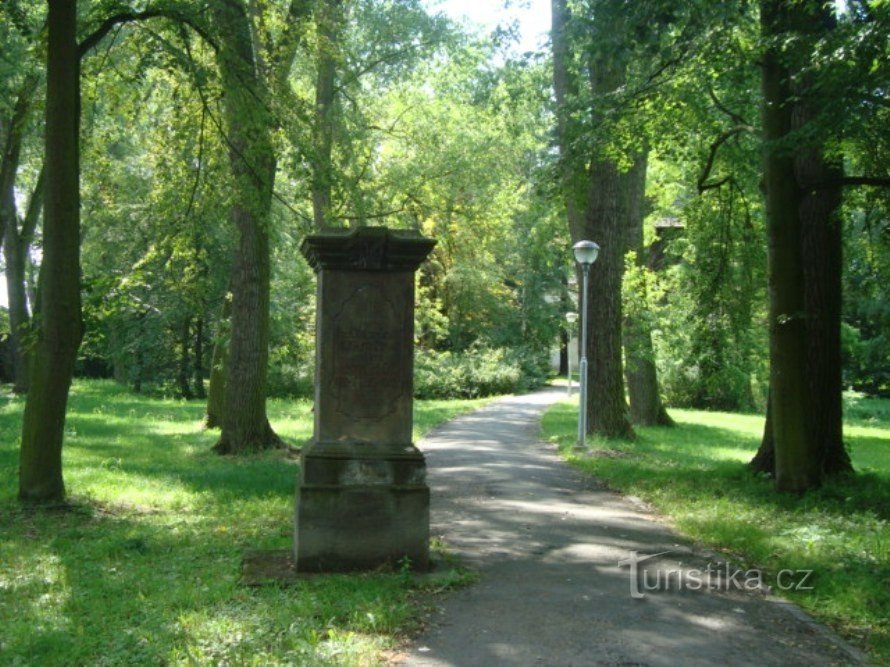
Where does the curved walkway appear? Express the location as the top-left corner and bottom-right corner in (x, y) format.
(399, 388), (863, 666)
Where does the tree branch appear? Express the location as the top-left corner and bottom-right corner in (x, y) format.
(20, 165), (45, 247)
(77, 7), (217, 60)
(697, 125), (756, 194)
(836, 176), (890, 188)
(708, 87), (749, 126)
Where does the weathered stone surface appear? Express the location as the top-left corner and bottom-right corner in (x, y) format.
(295, 227), (435, 572)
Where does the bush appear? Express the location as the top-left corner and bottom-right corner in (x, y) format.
(267, 363), (314, 398)
(413, 346), (546, 399)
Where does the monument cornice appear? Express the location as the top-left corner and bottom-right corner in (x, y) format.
(300, 227), (436, 273)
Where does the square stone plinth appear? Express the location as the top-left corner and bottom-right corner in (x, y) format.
(294, 444), (429, 572)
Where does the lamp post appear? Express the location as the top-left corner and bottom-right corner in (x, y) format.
(565, 312), (578, 396)
(572, 240), (599, 450)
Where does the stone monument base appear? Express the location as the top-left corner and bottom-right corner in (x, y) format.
(294, 442), (430, 572)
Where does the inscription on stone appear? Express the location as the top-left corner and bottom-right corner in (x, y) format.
(329, 286), (406, 422)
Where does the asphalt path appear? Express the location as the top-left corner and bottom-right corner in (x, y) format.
(398, 388), (864, 667)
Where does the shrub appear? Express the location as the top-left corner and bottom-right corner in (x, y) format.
(267, 363), (314, 398)
(413, 346), (546, 399)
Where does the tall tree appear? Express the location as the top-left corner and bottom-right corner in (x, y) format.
(760, 0), (822, 492)
(19, 0), (83, 502)
(623, 151), (673, 426)
(210, 0), (309, 453)
(552, 0), (634, 439)
(749, 0), (890, 481)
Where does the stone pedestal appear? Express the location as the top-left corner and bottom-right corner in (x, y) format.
(295, 227), (436, 572)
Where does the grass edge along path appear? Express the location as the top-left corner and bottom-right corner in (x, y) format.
(0, 380), (493, 666)
(540, 396), (889, 664)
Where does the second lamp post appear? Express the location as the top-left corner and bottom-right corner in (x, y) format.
(572, 240), (600, 450)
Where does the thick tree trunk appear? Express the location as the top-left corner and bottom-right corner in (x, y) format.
(194, 316), (206, 399)
(584, 157), (635, 439)
(793, 53), (853, 477)
(749, 388), (775, 474)
(623, 151), (673, 427)
(19, 0), (83, 502)
(800, 159), (851, 474)
(211, 0), (280, 453)
(752, 0), (851, 484)
(761, 0), (820, 492)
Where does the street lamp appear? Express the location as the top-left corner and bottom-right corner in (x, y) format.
(565, 312), (578, 396)
(572, 240), (599, 450)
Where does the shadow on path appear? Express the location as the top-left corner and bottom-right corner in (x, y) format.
(400, 389), (864, 667)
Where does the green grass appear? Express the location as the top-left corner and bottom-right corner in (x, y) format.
(0, 380), (492, 666)
(541, 397), (889, 663)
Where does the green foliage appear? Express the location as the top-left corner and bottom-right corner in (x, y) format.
(541, 398), (890, 663)
(842, 196), (890, 397)
(414, 346), (546, 399)
(0, 380), (491, 664)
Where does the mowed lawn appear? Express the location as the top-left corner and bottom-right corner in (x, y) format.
(541, 396), (889, 664)
(0, 380), (490, 665)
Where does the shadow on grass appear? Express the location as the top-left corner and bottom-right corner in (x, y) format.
(544, 402), (890, 521)
(0, 381), (307, 505)
(0, 498), (417, 664)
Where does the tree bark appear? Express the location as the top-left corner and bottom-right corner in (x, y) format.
(0, 77), (41, 394)
(792, 10), (852, 477)
(194, 316), (206, 399)
(311, 0), (342, 229)
(799, 149), (852, 474)
(205, 296), (230, 428)
(19, 0), (83, 502)
(750, 387), (775, 474)
(178, 316), (193, 399)
(760, 0), (820, 492)
(584, 157), (635, 439)
(623, 151), (673, 427)
(550, 0), (586, 241)
(211, 0), (280, 453)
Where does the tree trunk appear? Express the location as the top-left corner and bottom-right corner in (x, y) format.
(194, 316), (206, 399)
(4, 209), (31, 394)
(749, 387), (775, 474)
(584, 157), (635, 439)
(178, 316), (193, 399)
(0, 77), (41, 395)
(550, 0), (586, 241)
(791, 14), (852, 476)
(211, 0), (280, 453)
(760, 0), (819, 492)
(110, 321), (127, 384)
(19, 0), (83, 502)
(623, 151), (673, 427)
(312, 0), (343, 230)
(205, 296), (230, 428)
